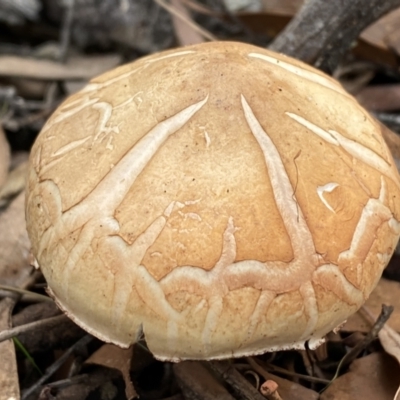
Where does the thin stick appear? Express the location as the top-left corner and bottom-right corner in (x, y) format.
(0, 314), (68, 343)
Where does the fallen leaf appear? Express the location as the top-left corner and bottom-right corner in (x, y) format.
(0, 126), (10, 191)
(320, 352), (400, 400)
(155, 0), (215, 43)
(363, 307), (400, 400)
(357, 84), (400, 111)
(85, 343), (137, 399)
(0, 191), (31, 286)
(170, 0), (205, 45)
(0, 297), (20, 400)
(361, 7), (400, 56)
(0, 159), (28, 207)
(0, 54), (122, 81)
(344, 278), (400, 333)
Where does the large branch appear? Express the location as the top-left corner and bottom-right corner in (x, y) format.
(269, 0), (400, 73)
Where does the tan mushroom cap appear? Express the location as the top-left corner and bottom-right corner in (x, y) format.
(26, 41), (400, 361)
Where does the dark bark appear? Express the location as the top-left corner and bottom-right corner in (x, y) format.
(270, 0), (400, 73)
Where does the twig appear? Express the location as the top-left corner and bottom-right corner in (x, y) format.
(0, 314), (68, 343)
(154, 0), (217, 41)
(270, 0), (400, 73)
(21, 334), (93, 400)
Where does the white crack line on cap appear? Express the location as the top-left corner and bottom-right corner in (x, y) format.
(285, 112), (400, 189)
(248, 52), (349, 97)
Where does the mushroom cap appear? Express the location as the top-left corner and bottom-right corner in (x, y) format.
(26, 41), (400, 361)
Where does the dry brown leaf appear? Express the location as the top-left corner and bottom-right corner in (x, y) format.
(0, 126), (10, 191)
(170, 0), (205, 45)
(379, 324), (400, 400)
(320, 352), (400, 400)
(0, 159), (28, 207)
(362, 7), (400, 55)
(0, 297), (20, 400)
(85, 343), (137, 400)
(357, 84), (400, 112)
(0, 54), (121, 81)
(0, 191), (31, 286)
(155, 0), (216, 42)
(344, 278), (400, 333)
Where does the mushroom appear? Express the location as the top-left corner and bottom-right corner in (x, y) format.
(25, 41), (400, 361)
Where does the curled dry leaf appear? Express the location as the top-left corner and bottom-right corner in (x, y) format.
(0, 125), (10, 191)
(85, 343), (137, 400)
